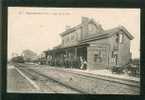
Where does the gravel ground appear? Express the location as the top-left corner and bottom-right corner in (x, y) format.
(9, 64), (139, 94)
(7, 67), (38, 93)
(23, 65), (139, 94)
(7, 65), (80, 93)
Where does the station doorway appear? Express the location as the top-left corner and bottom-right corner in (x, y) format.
(77, 47), (87, 61)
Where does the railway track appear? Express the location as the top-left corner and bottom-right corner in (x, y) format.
(15, 63), (140, 94)
(16, 67), (87, 94)
(17, 68), (56, 93)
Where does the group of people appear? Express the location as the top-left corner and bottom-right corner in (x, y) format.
(45, 55), (87, 70)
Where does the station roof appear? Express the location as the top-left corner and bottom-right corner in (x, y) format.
(80, 25), (134, 44)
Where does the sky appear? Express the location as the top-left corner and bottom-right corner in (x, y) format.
(8, 7), (140, 59)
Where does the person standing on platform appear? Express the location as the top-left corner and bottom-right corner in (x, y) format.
(80, 56), (84, 69)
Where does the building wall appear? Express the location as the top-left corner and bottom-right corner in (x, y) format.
(87, 38), (110, 69)
(61, 17), (103, 48)
(108, 34), (119, 68)
(118, 32), (131, 66)
(81, 18), (103, 40)
(58, 17), (132, 70)
(109, 31), (131, 68)
(87, 31), (131, 70)
(62, 28), (82, 47)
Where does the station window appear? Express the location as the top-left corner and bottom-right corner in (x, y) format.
(94, 51), (102, 63)
(112, 51), (115, 58)
(62, 39), (64, 44)
(71, 34), (75, 41)
(116, 34), (119, 43)
(116, 33), (123, 43)
(94, 54), (98, 62)
(119, 33), (123, 43)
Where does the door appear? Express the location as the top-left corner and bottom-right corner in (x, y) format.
(77, 47), (87, 61)
(112, 51), (118, 66)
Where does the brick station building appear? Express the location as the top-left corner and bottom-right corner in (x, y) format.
(44, 17), (134, 70)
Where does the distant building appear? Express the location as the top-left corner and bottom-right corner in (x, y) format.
(22, 49), (38, 62)
(11, 52), (19, 58)
(45, 17), (134, 70)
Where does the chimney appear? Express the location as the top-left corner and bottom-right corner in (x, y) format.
(65, 25), (71, 30)
(81, 17), (89, 24)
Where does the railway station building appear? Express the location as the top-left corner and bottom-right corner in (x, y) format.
(44, 17), (134, 70)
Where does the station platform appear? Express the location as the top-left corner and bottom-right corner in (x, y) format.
(15, 63), (140, 82)
(66, 68), (140, 82)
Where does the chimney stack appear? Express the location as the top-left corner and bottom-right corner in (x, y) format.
(81, 17), (89, 24)
(65, 25), (71, 30)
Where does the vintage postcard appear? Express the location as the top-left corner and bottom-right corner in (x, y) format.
(7, 7), (140, 94)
